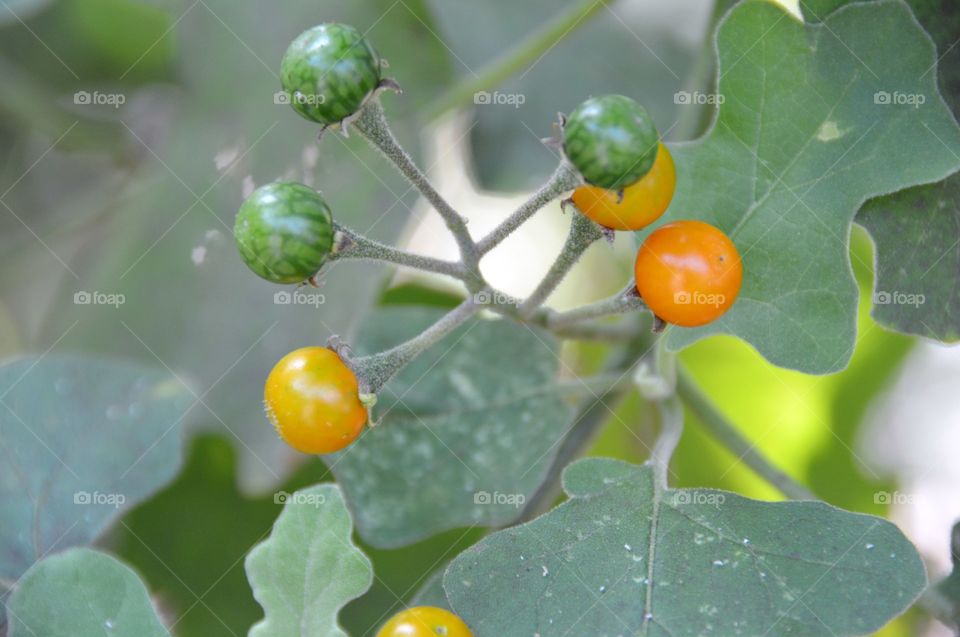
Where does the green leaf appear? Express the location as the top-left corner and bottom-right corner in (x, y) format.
(444, 458), (926, 636)
(854, 0), (960, 342)
(245, 484), (373, 637)
(6, 548), (169, 637)
(0, 0), (51, 24)
(330, 307), (574, 548)
(928, 521), (960, 633)
(664, 0), (960, 373)
(0, 355), (190, 584)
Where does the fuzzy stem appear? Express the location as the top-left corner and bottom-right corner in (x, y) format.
(351, 298), (479, 393)
(518, 332), (655, 521)
(551, 320), (641, 342)
(518, 211), (604, 318)
(676, 366), (816, 500)
(651, 398), (684, 490)
(545, 284), (645, 329)
(353, 100), (482, 285)
(330, 224), (467, 280)
(476, 161), (582, 255)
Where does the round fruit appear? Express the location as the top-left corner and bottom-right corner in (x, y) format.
(376, 606), (472, 637)
(234, 182), (334, 284)
(634, 220), (742, 327)
(264, 347), (367, 454)
(563, 94), (660, 190)
(571, 142), (675, 231)
(280, 23), (382, 125)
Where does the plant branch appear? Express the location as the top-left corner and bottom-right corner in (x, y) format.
(651, 398), (684, 490)
(676, 366), (816, 500)
(476, 161), (582, 255)
(353, 100), (482, 284)
(544, 284), (645, 329)
(426, 0), (613, 120)
(350, 298), (479, 393)
(518, 210), (604, 318)
(329, 223), (467, 281)
(518, 332), (655, 522)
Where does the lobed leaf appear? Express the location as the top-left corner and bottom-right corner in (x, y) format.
(0, 355), (190, 584)
(244, 484), (373, 637)
(7, 548), (170, 637)
(664, 0), (960, 372)
(444, 457), (926, 636)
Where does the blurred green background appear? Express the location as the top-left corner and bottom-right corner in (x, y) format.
(0, 0), (952, 635)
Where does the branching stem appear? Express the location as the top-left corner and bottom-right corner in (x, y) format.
(330, 223), (467, 281)
(518, 211), (604, 318)
(476, 161), (581, 255)
(545, 284), (645, 329)
(353, 100), (482, 286)
(675, 366), (816, 500)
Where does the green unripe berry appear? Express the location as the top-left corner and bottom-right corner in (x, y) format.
(280, 23), (382, 125)
(562, 95), (660, 190)
(234, 182), (335, 284)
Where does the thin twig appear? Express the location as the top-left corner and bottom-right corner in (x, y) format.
(476, 161), (582, 255)
(353, 100), (482, 284)
(330, 224), (467, 281)
(545, 284), (645, 329)
(675, 366), (816, 500)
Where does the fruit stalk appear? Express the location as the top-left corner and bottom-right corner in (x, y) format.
(476, 161), (581, 255)
(330, 224), (467, 280)
(350, 298), (479, 393)
(518, 210), (604, 317)
(353, 100), (482, 284)
(544, 283), (645, 329)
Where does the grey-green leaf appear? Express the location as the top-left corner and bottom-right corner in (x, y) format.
(7, 548), (170, 637)
(0, 355), (191, 584)
(245, 484), (373, 637)
(855, 0), (960, 342)
(664, 0), (960, 373)
(445, 458), (926, 636)
(330, 307), (574, 548)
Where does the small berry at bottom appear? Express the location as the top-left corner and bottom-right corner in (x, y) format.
(376, 606), (472, 637)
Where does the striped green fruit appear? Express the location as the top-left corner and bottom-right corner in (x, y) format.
(234, 182), (335, 284)
(563, 95), (659, 190)
(280, 23), (382, 125)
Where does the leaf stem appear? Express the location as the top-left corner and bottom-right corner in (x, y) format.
(675, 366), (816, 500)
(426, 0), (613, 119)
(350, 298), (479, 393)
(476, 161), (582, 255)
(353, 100), (482, 285)
(329, 223), (467, 281)
(651, 398), (684, 490)
(517, 210), (604, 318)
(518, 331), (655, 521)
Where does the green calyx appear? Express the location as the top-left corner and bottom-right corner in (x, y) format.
(562, 94), (659, 190)
(280, 23), (383, 126)
(234, 182), (335, 284)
